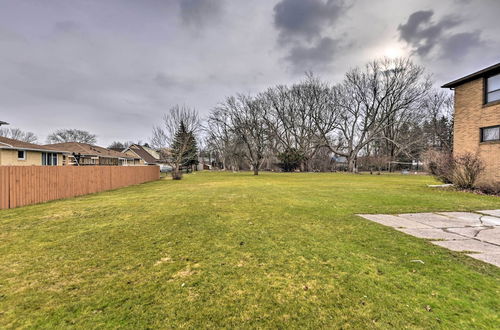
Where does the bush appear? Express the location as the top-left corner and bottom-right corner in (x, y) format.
(277, 148), (305, 172)
(423, 149), (454, 183)
(423, 150), (485, 189)
(477, 182), (500, 195)
(453, 153), (485, 189)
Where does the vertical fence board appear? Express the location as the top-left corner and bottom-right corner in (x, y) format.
(0, 166), (159, 210)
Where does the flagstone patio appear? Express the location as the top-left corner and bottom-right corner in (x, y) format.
(358, 210), (500, 267)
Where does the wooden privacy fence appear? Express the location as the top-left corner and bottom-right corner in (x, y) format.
(0, 166), (160, 209)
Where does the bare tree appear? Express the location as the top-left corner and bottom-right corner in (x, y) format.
(321, 58), (431, 172)
(212, 94), (270, 175)
(206, 108), (246, 171)
(264, 78), (328, 170)
(0, 127), (38, 143)
(47, 129), (97, 144)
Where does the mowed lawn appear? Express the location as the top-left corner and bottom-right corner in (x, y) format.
(1, 172), (499, 328)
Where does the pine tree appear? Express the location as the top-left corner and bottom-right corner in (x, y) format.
(170, 121), (198, 179)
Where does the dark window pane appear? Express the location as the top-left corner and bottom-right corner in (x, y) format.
(18, 150), (25, 159)
(487, 74), (500, 92)
(487, 89), (500, 103)
(482, 126), (500, 141)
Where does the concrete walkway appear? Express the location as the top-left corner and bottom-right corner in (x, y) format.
(358, 210), (500, 267)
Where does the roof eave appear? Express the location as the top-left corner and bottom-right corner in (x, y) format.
(441, 62), (500, 89)
(0, 146), (69, 153)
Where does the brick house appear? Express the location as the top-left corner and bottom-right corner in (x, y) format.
(442, 62), (500, 184)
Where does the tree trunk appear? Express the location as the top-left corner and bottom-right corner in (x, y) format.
(347, 156), (357, 173)
(172, 166), (183, 180)
(253, 163), (259, 175)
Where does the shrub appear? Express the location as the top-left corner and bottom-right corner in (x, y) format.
(423, 149), (454, 183)
(277, 148), (305, 172)
(452, 153), (485, 189)
(424, 150), (486, 189)
(477, 182), (500, 196)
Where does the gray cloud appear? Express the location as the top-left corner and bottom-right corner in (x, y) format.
(53, 20), (81, 33)
(273, 0), (347, 44)
(285, 37), (339, 73)
(0, 0), (498, 146)
(179, 0), (225, 28)
(439, 31), (483, 60)
(398, 9), (485, 60)
(398, 10), (460, 56)
(273, 0), (348, 73)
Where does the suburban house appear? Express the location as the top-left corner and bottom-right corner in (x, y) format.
(442, 62), (500, 184)
(123, 144), (161, 165)
(43, 142), (143, 166)
(0, 136), (67, 166)
(123, 144), (171, 171)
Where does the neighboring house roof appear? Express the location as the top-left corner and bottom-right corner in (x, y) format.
(43, 142), (139, 160)
(0, 121), (9, 126)
(442, 62), (500, 88)
(108, 147), (125, 152)
(124, 144), (159, 164)
(0, 136), (67, 153)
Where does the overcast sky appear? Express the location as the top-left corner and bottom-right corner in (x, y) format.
(1, 0), (498, 146)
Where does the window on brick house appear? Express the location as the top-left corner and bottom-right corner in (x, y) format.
(481, 126), (500, 142)
(486, 74), (500, 103)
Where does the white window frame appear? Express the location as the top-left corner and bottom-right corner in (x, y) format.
(42, 152), (58, 166)
(17, 150), (26, 160)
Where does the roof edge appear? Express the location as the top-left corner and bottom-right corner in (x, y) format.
(442, 62), (500, 88)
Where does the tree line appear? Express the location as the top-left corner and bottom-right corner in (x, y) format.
(2, 57), (453, 179)
(203, 58), (452, 175)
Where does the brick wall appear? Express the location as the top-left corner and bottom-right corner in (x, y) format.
(454, 78), (500, 184)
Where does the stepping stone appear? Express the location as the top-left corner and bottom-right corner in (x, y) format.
(358, 214), (433, 229)
(477, 209), (500, 218)
(398, 213), (477, 228)
(447, 226), (491, 239)
(475, 227), (500, 245)
(481, 216), (500, 226)
(436, 212), (483, 225)
(466, 253), (500, 267)
(398, 228), (468, 240)
(432, 239), (500, 254)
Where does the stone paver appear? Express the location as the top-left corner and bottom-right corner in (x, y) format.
(437, 212), (482, 223)
(358, 214), (433, 229)
(446, 226), (491, 238)
(476, 227), (500, 245)
(481, 216), (500, 226)
(358, 209), (500, 267)
(398, 228), (468, 240)
(431, 239), (499, 254)
(398, 212), (482, 228)
(466, 253), (500, 267)
(478, 210), (500, 217)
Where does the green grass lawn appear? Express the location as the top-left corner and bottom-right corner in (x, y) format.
(1, 172), (499, 328)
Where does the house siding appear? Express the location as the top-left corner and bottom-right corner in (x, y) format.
(0, 150), (64, 166)
(454, 77), (500, 184)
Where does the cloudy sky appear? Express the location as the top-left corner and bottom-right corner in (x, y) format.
(1, 0), (498, 146)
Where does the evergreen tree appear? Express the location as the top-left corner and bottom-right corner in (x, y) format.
(171, 121), (198, 179)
